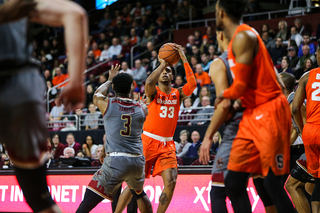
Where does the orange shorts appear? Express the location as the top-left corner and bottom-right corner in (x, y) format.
(302, 123), (320, 178)
(228, 94), (291, 176)
(142, 134), (177, 178)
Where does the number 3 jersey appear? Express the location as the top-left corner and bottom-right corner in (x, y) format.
(103, 97), (146, 154)
(143, 86), (181, 137)
(306, 68), (320, 124)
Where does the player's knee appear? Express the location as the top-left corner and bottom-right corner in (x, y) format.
(225, 171), (247, 196)
(130, 189), (147, 201)
(164, 177), (176, 191)
(285, 176), (299, 194)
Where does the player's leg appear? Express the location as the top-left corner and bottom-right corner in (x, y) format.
(285, 176), (310, 213)
(305, 182), (315, 195)
(158, 167), (178, 213)
(311, 178), (320, 213)
(224, 170), (251, 213)
(113, 186), (138, 213)
(210, 186), (227, 213)
(130, 189), (153, 213)
(114, 187), (133, 213)
(0, 71), (61, 213)
(253, 177), (277, 213)
(112, 186), (122, 212)
(76, 189), (104, 213)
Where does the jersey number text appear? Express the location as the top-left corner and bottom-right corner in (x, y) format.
(312, 82), (320, 101)
(159, 106), (174, 118)
(120, 114), (132, 136)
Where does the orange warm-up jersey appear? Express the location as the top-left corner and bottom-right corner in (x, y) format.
(306, 68), (320, 124)
(227, 24), (282, 108)
(143, 87), (180, 137)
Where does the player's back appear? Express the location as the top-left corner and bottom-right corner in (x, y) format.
(228, 24), (282, 108)
(305, 68), (320, 124)
(143, 86), (180, 137)
(104, 97), (146, 154)
(0, 18), (36, 71)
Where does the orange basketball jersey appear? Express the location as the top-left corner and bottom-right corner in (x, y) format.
(143, 86), (180, 137)
(227, 24), (282, 108)
(306, 68), (320, 124)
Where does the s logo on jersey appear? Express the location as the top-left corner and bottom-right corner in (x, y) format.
(157, 99), (177, 105)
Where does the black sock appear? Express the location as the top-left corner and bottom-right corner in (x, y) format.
(225, 171), (251, 213)
(112, 186), (122, 212)
(263, 168), (295, 213)
(14, 164), (56, 212)
(253, 178), (274, 207)
(76, 189), (104, 213)
(210, 186), (228, 213)
(311, 178), (320, 202)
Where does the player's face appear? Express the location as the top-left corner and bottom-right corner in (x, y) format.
(159, 67), (173, 82)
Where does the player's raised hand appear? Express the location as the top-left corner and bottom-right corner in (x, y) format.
(139, 94), (149, 116)
(199, 138), (211, 165)
(158, 56), (167, 66)
(0, 0), (37, 24)
(108, 64), (121, 81)
(172, 43), (187, 63)
(58, 82), (85, 112)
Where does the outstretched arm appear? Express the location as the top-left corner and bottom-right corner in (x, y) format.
(199, 58), (230, 165)
(32, 0), (88, 111)
(0, 0), (37, 24)
(93, 64), (121, 115)
(292, 72), (309, 133)
(144, 57), (167, 103)
(173, 44), (197, 101)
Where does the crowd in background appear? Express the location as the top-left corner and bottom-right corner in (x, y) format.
(2, 0), (320, 168)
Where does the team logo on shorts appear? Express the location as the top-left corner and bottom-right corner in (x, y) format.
(275, 154), (284, 169)
(217, 158), (223, 168)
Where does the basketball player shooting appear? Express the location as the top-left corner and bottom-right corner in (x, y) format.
(0, 0), (87, 212)
(116, 43), (197, 213)
(214, 0), (294, 213)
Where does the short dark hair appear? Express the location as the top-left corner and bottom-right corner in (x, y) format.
(218, 0), (248, 21)
(112, 73), (133, 95)
(279, 72), (296, 91)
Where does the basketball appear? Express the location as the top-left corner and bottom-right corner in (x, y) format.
(158, 43), (180, 65)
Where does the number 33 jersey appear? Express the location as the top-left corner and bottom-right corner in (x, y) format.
(143, 86), (181, 137)
(103, 97), (146, 154)
(306, 67), (320, 124)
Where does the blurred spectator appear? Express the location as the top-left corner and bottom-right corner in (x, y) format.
(43, 69), (52, 82)
(261, 31), (275, 50)
(142, 41), (154, 65)
(211, 131), (222, 154)
(200, 36), (210, 54)
(86, 84), (94, 109)
(294, 18), (305, 35)
(178, 98), (197, 126)
(98, 12), (112, 32)
(146, 50), (158, 75)
(261, 24), (269, 34)
(141, 29), (154, 46)
(120, 61), (133, 76)
(63, 133), (81, 154)
(278, 58), (294, 74)
(130, 1), (145, 20)
(290, 26), (303, 47)
(52, 67), (69, 88)
(181, 0), (197, 21)
(194, 30), (202, 47)
(298, 33), (316, 57)
(91, 145), (104, 167)
(107, 38), (122, 61)
(121, 7), (131, 24)
(173, 75), (184, 88)
(95, 145), (104, 160)
(186, 35), (196, 55)
(172, 1), (184, 26)
(100, 43), (110, 61)
(51, 133), (64, 160)
(295, 58), (314, 80)
(190, 56), (198, 73)
(88, 35), (97, 50)
(50, 38), (64, 59)
(204, 27), (217, 47)
(85, 103), (100, 130)
(92, 43), (101, 61)
(201, 52), (213, 72)
(113, 20), (128, 39)
(98, 74), (107, 87)
(129, 28), (141, 46)
(189, 96), (214, 125)
(153, 17), (168, 43)
(76, 151), (85, 158)
(118, 35), (132, 64)
(247, 0), (261, 19)
(208, 45), (217, 61)
(276, 20), (288, 41)
(132, 89), (140, 101)
(186, 131), (202, 157)
(132, 59), (147, 86)
(141, 15), (151, 32)
(98, 33), (108, 49)
(63, 147), (75, 158)
(191, 45), (201, 62)
(46, 81), (57, 101)
(269, 37), (287, 65)
(89, 74), (99, 89)
(49, 96), (64, 121)
(82, 135), (98, 158)
(193, 86), (212, 107)
(176, 130), (192, 157)
(158, 3), (171, 22)
(145, 5), (156, 24)
(287, 46), (300, 69)
(195, 64), (211, 87)
(42, 39), (51, 54)
(295, 45), (316, 70)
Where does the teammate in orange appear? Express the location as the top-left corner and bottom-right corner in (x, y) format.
(214, 1), (294, 213)
(292, 47), (320, 213)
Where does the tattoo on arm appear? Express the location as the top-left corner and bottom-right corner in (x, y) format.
(159, 193), (168, 205)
